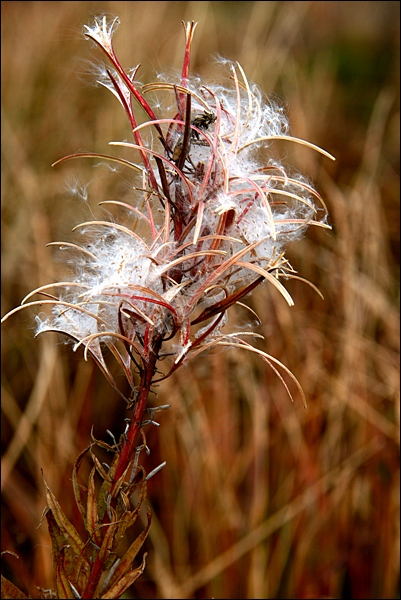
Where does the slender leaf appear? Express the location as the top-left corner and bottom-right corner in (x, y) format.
(46, 507), (76, 577)
(86, 466), (99, 537)
(100, 553), (148, 599)
(55, 546), (76, 599)
(104, 510), (151, 593)
(72, 445), (91, 525)
(44, 479), (85, 557)
(92, 452), (113, 483)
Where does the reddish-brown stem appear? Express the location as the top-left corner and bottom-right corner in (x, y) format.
(81, 332), (163, 599)
(113, 336), (162, 484)
(106, 69), (160, 192)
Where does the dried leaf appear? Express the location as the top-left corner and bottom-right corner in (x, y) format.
(90, 430), (116, 452)
(98, 479), (112, 521)
(75, 560), (91, 597)
(104, 509), (151, 594)
(96, 449), (122, 520)
(86, 466), (99, 537)
(72, 445), (91, 524)
(109, 463), (132, 502)
(55, 546), (76, 599)
(44, 478), (85, 557)
(115, 491), (133, 529)
(104, 447), (122, 481)
(123, 476), (148, 530)
(98, 515), (118, 564)
(92, 452), (112, 483)
(111, 472), (147, 544)
(1, 575), (28, 599)
(92, 518), (119, 597)
(46, 509), (75, 575)
(100, 553), (148, 599)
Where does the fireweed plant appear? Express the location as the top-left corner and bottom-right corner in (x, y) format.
(2, 17), (334, 600)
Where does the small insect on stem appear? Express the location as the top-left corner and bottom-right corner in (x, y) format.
(172, 108), (217, 163)
(191, 111), (217, 140)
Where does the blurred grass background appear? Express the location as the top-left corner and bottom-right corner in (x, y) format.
(1, 1), (399, 598)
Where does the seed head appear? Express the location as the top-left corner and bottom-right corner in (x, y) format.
(2, 18), (334, 403)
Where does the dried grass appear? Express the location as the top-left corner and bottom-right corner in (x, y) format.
(2, 2), (399, 598)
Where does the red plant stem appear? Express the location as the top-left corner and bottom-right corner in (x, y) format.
(81, 333), (163, 599)
(113, 335), (163, 484)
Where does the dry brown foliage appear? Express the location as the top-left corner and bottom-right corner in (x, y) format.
(2, 2), (399, 598)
